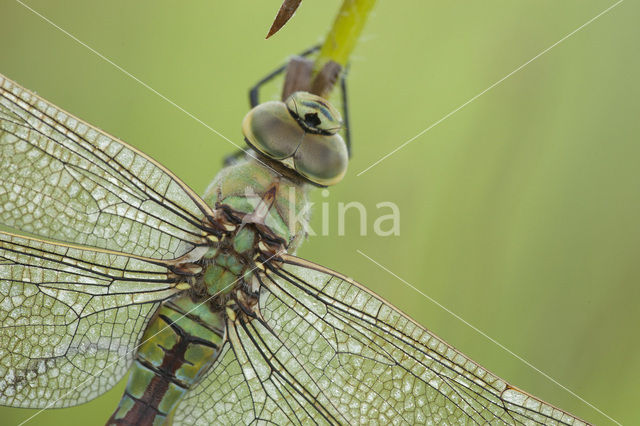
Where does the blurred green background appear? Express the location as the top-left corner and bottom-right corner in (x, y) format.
(1, 0), (638, 424)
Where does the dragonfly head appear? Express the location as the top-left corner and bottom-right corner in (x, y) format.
(242, 92), (348, 186)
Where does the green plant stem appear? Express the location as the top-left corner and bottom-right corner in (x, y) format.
(314, 0), (377, 73)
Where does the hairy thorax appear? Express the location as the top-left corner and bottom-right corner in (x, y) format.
(178, 155), (312, 316)
(203, 155), (311, 250)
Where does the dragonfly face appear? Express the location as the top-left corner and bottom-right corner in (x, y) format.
(243, 91), (349, 186)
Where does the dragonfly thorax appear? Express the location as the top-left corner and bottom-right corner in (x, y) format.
(192, 207), (284, 307)
(242, 92), (348, 186)
(184, 174), (299, 314)
(202, 155), (312, 252)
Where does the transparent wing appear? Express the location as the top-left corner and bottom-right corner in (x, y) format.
(0, 73), (213, 259)
(0, 231), (181, 408)
(174, 255), (589, 425)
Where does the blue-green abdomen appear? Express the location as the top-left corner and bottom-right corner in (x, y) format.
(107, 295), (225, 425)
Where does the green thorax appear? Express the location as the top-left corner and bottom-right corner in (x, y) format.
(194, 154), (310, 298)
(202, 155), (311, 252)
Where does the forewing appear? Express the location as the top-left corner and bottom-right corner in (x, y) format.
(173, 255), (588, 425)
(0, 73), (212, 259)
(0, 231), (180, 408)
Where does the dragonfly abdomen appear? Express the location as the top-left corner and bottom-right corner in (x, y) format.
(107, 295), (226, 426)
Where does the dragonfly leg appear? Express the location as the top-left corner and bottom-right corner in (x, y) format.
(339, 66), (352, 157)
(248, 45), (320, 107)
(309, 61), (353, 157)
(223, 149), (248, 166)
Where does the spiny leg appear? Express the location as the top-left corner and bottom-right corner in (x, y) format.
(310, 60), (353, 157)
(223, 149), (249, 167)
(249, 44), (320, 107)
(340, 66), (352, 157)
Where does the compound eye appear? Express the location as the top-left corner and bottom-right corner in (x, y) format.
(294, 133), (348, 186)
(285, 92), (342, 135)
(242, 101), (303, 160)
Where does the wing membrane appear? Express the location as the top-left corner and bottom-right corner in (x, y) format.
(0, 73), (213, 259)
(0, 231), (180, 408)
(174, 255), (588, 425)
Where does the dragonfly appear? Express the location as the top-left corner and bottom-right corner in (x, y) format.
(0, 46), (590, 426)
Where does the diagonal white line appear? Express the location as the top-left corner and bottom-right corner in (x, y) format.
(14, 0), (279, 174)
(357, 0), (624, 176)
(356, 249), (621, 425)
(17, 248), (286, 426)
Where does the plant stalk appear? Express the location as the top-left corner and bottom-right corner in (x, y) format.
(315, 0), (377, 72)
